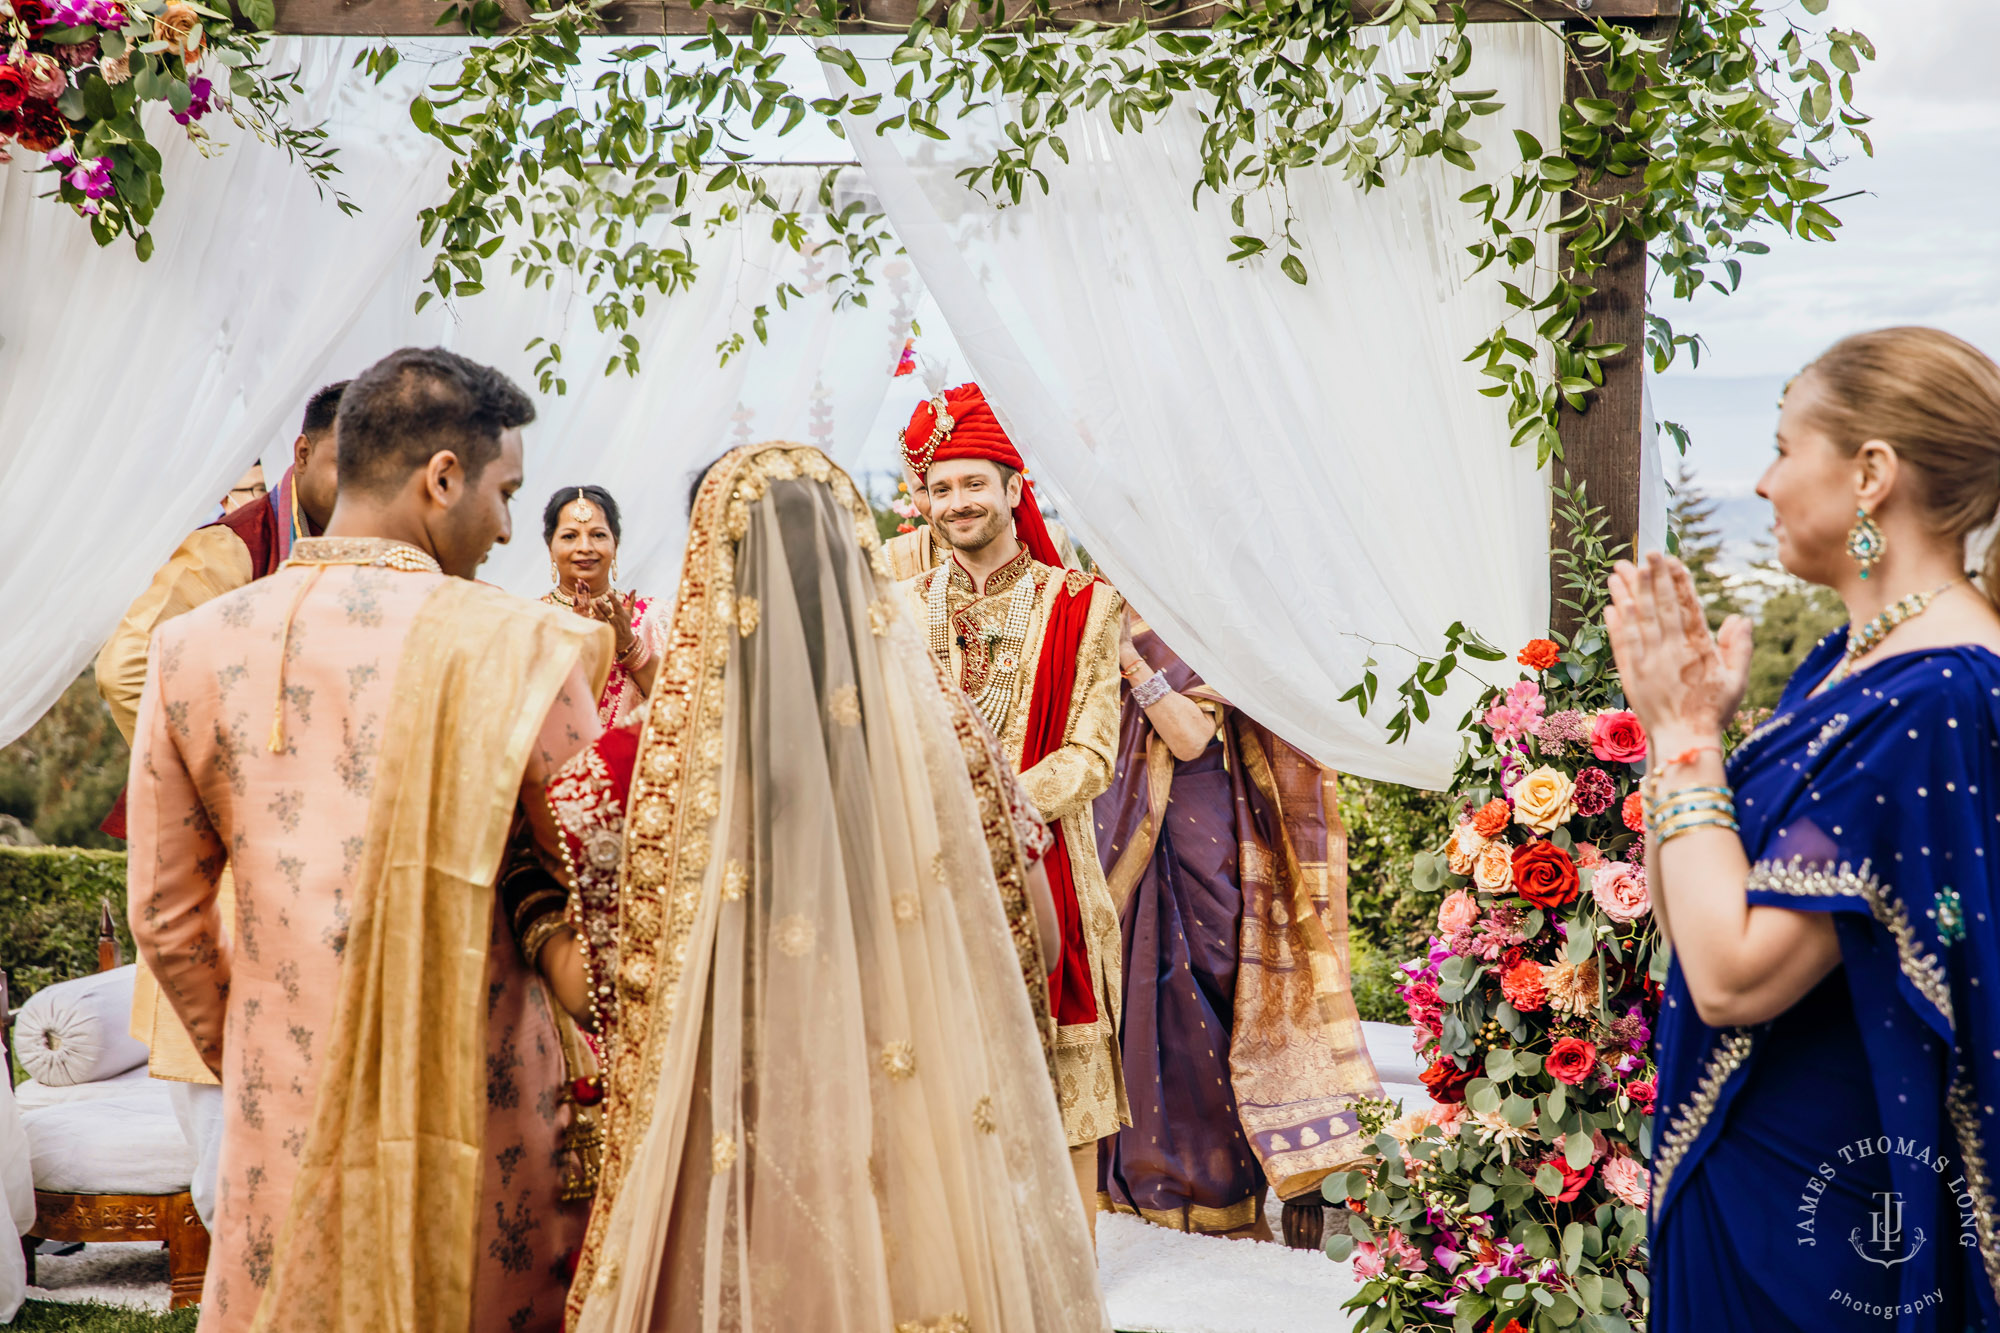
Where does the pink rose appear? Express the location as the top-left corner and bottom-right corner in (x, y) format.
(1352, 1243), (1386, 1279)
(1437, 889), (1479, 934)
(1601, 1153), (1650, 1210)
(1592, 861), (1651, 923)
(1573, 840), (1604, 869)
(21, 53), (67, 101)
(1590, 710), (1647, 764)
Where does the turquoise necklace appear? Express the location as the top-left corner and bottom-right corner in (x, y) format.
(1816, 579), (1960, 692)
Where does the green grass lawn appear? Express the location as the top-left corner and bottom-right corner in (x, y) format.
(8, 1301), (196, 1331)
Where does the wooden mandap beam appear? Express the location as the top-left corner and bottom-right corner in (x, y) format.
(275, 0), (1675, 38)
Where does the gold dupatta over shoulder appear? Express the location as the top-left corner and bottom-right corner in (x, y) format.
(250, 580), (609, 1333)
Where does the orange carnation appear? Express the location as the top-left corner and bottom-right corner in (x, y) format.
(1471, 798), (1510, 839)
(1517, 639), (1560, 671)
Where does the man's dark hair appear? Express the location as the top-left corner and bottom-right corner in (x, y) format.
(335, 348), (534, 496)
(543, 485), (622, 544)
(301, 381), (350, 439)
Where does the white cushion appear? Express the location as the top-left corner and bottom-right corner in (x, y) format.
(1362, 1020), (1423, 1087)
(14, 966), (149, 1087)
(12, 1065), (156, 1113)
(23, 1089), (194, 1196)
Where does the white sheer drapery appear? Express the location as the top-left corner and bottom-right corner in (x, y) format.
(296, 194), (917, 603)
(838, 25), (1561, 788)
(0, 38), (446, 748)
(0, 50), (914, 746)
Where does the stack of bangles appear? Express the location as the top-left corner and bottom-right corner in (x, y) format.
(502, 859), (572, 967)
(1122, 659), (1172, 709)
(1644, 783), (1739, 847)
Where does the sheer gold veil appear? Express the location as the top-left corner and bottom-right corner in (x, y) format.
(569, 444), (1108, 1333)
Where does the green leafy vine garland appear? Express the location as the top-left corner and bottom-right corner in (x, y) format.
(370, 0), (1868, 438)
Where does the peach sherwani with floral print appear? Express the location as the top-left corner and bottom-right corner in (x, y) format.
(127, 542), (601, 1333)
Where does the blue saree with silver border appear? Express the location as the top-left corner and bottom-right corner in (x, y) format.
(1650, 632), (2000, 1331)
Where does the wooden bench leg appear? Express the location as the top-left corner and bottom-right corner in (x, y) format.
(19, 1234), (31, 1289)
(163, 1192), (210, 1311)
(1280, 1197), (1325, 1251)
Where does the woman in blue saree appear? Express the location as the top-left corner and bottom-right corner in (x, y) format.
(1610, 327), (2000, 1331)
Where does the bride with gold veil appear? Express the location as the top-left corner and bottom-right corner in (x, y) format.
(550, 443), (1109, 1333)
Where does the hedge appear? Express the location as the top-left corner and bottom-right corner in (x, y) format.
(0, 847), (131, 1001)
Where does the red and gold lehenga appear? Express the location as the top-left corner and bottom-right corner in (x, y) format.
(543, 443), (1109, 1333)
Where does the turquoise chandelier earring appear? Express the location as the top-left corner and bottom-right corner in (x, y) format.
(1847, 507), (1886, 580)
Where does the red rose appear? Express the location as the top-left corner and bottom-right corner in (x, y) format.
(1590, 710), (1647, 764)
(1545, 1036), (1598, 1086)
(1517, 638), (1560, 672)
(12, 0), (49, 25)
(12, 99), (65, 153)
(1623, 1079), (1656, 1113)
(1511, 840), (1579, 911)
(0, 66), (27, 116)
(1471, 798), (1510, 839)
(1620, 789), (1645, 832)
(1420, 1056), (1477, 1104)
(1551, 1159), (1596, 1203)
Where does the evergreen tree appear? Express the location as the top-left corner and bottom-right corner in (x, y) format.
(1743, 553), (1848, 710)
(1670, 462), (1738, 629)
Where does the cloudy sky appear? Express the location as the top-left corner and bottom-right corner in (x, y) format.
(1651, 0), (2000, 496)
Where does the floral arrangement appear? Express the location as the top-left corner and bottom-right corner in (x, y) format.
(0, 0), (338, 252)
(1330, 619), (1663, 1332)
(889, 475), (925, 535)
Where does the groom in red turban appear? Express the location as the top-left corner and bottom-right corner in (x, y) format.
(899, 383), (1129, 1238)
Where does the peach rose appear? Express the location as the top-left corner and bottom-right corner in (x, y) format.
(1437, 889), (1479, 934)
(1574, 840), (1604, 869)
(1510, 765), (1576, 835)
(1473, 839), (1513, 892)
(154, 1), (205, 57)
(1601, 1152), (1650, 1210)
(1446, 822), (1483, 875)
(1592, 861), (1650, 923)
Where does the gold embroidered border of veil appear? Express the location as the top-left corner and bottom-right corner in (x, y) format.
(566, 443), (1109, 1333)
(567, 445), (883, 1324)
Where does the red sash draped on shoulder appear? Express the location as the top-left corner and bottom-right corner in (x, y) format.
(1022, 572), (1101, 1027)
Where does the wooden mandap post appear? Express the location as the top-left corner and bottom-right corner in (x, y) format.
(1551, 11), (1681, 637)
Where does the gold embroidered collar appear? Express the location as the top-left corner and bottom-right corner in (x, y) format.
(947, 544), (1035, 599)
(286, 537), (442, 574)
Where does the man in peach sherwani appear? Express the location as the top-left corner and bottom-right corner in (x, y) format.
(127, 348), (612, 1333)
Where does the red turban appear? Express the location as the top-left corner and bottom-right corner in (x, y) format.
(904, 383), (1063, 568)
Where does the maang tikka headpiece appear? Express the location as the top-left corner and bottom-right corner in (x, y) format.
(572, 487), (595, 523)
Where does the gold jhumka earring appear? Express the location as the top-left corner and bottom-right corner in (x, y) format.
(1847, 507), (1886, 580)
